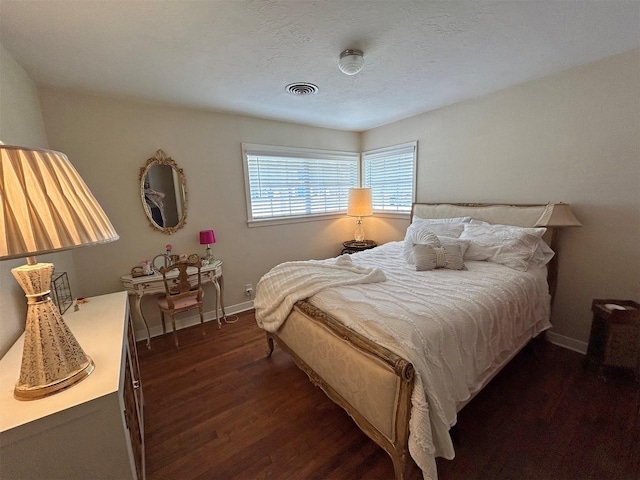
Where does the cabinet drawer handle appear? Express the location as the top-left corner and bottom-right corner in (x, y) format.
(133, 380), (140, 389)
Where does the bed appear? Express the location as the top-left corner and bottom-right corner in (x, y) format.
(254, 203), (561, 480)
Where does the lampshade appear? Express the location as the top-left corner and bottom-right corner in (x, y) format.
(199, 230), (216, 245)
(1, 145), (119, 400)
(534, 203), (582, 227)
(347, 188), (373, 217)
(1, 146), (119, 259)
(338, 49), (364, 75)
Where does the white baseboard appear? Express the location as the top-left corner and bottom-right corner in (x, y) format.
(137, 302), (589, 356)
(546, 331), (588, 355)
(135, 300), (254, 341)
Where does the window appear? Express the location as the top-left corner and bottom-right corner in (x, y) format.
(242, 143), (359, 225)
(362, 141), (416, 214)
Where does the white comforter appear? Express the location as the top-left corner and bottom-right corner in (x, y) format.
(256, 241), (551, 480)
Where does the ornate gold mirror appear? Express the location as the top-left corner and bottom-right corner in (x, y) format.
(140, 150), (187, 234)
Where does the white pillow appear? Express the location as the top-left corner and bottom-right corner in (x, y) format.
(414, 244), (466, 271)
(408, 217), (469, 248)
(530, 240), (555, 268)
(460, 223), (547, 271)
(403, 225), (441, 264)
(439, 237), (471, 258)
(466, 219), (554, 267)
(412, 216), (471, 224)
(409, 221), (465, 238)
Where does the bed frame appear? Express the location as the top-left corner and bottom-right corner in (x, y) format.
(264, 202), (560, 479)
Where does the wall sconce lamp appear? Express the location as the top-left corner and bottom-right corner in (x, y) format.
(347, 188), (373, 242)
(0, 146), (119, 400)
(199, 230), (216, 262)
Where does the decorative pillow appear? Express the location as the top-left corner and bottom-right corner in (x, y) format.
(414, 243), (466, 271)
(406, 225), (442, 246)
(438, 237), (471, 258)
(403, 225), (441, 264)
(459, 223), (547, 271)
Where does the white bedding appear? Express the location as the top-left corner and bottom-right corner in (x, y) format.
(255, 254), (386, 332)
(256, 240), (551, 480)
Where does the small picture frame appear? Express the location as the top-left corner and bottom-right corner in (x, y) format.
(51, 271), (73, 314)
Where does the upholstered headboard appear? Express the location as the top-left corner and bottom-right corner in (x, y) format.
(411, 203), (553, 228)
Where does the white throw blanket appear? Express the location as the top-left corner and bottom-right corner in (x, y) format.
(254, 254), (386, 332)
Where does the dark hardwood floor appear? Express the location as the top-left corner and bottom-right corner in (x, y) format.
(137, 310), (640, 480)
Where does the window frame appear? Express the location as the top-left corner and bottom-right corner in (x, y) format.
(362, 141), (417, 218)
(242, 143), (360, 227)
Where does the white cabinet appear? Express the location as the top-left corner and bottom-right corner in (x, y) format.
(0, 291), (145, 480)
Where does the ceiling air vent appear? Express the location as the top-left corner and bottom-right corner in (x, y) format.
(285, 83), (319, 96)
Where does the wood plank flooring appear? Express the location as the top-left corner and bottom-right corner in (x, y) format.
(137, 310), (640, 480)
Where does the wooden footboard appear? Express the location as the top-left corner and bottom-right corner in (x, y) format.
(266, 300), (415, 480)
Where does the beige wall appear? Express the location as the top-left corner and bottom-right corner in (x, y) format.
(363, 49), (640, 349)
(0, 43), (77, 356)
(3, 41), (638, 353)
(38, 90), (360, 336)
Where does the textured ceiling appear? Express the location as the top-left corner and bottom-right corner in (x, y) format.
(1, 0), (638, 131)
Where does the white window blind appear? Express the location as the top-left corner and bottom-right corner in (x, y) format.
(363, 141), (416, 213)
(242, 144), (359, 224)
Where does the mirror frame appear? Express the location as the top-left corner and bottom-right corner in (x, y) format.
(139, 149), (188, 235)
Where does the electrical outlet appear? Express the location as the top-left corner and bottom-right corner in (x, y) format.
(245, 284), (253, 297)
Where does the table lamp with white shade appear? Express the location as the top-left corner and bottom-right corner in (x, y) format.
(347, 187), (373, 242)
(0, 145), (119, 400)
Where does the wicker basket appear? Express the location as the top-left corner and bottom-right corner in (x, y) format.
(591, 299), (640, 379)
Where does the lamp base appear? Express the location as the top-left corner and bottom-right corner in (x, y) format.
(12, 262), (95, 401)
(14, 358), (94, 401)
(354, 217), (365, 242)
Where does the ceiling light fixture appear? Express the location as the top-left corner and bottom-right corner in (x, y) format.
(338, 49), (364, 75)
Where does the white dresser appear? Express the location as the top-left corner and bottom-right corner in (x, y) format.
(0, 291), (145, 480)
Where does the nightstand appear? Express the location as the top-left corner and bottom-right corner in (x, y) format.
(585, 299), (640, 380)
(341, 240), (377, 254)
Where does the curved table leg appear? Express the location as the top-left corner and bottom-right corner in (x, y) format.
(212, 277), (221, 329)
(132, 292), (151, 349)
(218, 274), (228, 322)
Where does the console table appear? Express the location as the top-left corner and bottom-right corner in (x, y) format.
(120, 260), (225, 348)
(0, 292), (144, 480)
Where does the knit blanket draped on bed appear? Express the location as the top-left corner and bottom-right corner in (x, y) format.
(254, 254), (386, 332)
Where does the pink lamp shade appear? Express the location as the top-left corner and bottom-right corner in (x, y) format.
(199, 230), (216, 245)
